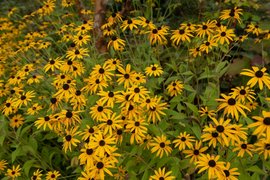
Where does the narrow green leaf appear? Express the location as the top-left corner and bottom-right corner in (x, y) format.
(246, 165), (266, 175)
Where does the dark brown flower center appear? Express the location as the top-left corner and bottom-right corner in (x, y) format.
(202, 25), (208, 30)
(45, 116), (50, 121)
(212, 132), (218, 138)
(86, 148), (93, 155)
(124, 73), (130, 79)
(160, 142), (165, 148)
(241, 143), (247, 149)
(208, 160), (216, 167)
(108, 91), (114, 97)
(221, 32), (226, 37)
(99, 68), (105, 74)
(99, 140), (105, 146)
(107, 119), (113, 125)
(88, 127), (94, 133)
(179, 29), (185, 34)
(228, 98), (236, 105)
(181, 137), (186, 141)
(134, 87), (140, 93)
(216, 125), (225, 133)
(97, 106), (103, 112)
(224, 170), (230, 177)
(63, 84), (69, 90)
(255, 70), (263, 78)
(65, 135), (72, 141)
(135, 121), (140, 126)
(96, 162), (104, 169)
(152, 29), (158, 34)
(240, 89), (246, 95)
(193, 149), (200, 155)
(263, 117), (270, 125)
(66, 111), (73, 118)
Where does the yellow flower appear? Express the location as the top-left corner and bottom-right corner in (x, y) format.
(121, 18), (140, 31)
(107, 36), (125, 51)
(145, 64), (163, 77)
(183, 141), (208, 163)
(170, 28), (194, 45)
(150, 135), (172, 158)
(148, 28), (168, 45)
(150, 167), (175, 180)
(214, 25), (235, 44)
(31, 169), (43, 180)
(166, 80), (184, 97)
(196, 20), (216, 38)
(255, 138), (270, 159)
(217, 162), (240, 180)
(44, 57), (63, 72)
(173, 132), (195, 150)
(248, 111), (270, 141)
(6, 165), (21, 179)
(45, 170), (61, 180)
(232, 141), (254, 157)
(240, 66), (270, 90)
(10, 114), (24, 128)
(63, 126), (81, 153)
(0, 160), (7, 171)
(216, 93), (250, 120)
(196, 154), (225, 179)
(219, 7), (243, 24)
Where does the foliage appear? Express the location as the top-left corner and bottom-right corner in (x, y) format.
(0, 0), (270, 179)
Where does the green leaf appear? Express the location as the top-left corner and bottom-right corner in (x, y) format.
(12, 146), (23, 163)
(184, 102), (199, 116)
(246, 165), (266, 175)
(141, 169), (150, 180)
(191, 124), (201, 139)
(23, 160), (36, 177)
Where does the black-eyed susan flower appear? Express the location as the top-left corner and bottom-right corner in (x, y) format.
(35, 115), (53, 130)
(140, 96), (156, 110)
(183, 141), (208, 163)
(63, 126), (81, 153)
(6, 165), (21, 179)
(199, 36), (218, 54)
(97, 90), (121, 108)
(59, 109), (82, 128)
(73, 34), (90, 46)
(70, 89), (87, 110)
(138, 16), (156, 30)
(229, 86), (256, 103)
(79, 143), (96, 168)
(89, 132), (116, 158)
(127, 85), (149, 103)
(219, 7), (243, 24)
(196, 20), (216, 38)
(121, 18), (140, 31)
(66, 47), (89, 61)
(54, 83), (75, 102)
(229, 124), (248, 144)
(145, 64), (163, 77)
(148, 28), (168, 45)
(173, 132), (195, 150)
(240, 66), (270, 90)
(166, 80), (184, 97)
(31, 169), (43, 180)
(98, 112), (123, 135)
(107, 12), (122, 24)
(146, 96), (167, 123)
(44, 57), (63, 72)
(91, 64), (114, 81)
(150, 134), (172, 158)
(2, 98), (15, 116)
(217, 162), (240, 180)
(196, 154), (225, 179)
(199, 106), (216, 119)
(83, 76), (108, 94)
(248, 111), (270, 141)
(171, 28), (193, 45)
(45, 170), (61, 180)
(107, 36), (125, 51)
(27, 74), (43, 85)
(81, 125), (98, 143)
(116, 64), (136, 88)
(150, 167), (175, 180)
(203, 117), (235, 146)
(0, 160), (7, 171)
(255, 138), (270, 159)
(121, 104), (142, 119)
(216, 94), (250, 120)
(104, 58), (122, 70)
(201, 126), (221, 148)
(245, 23), (263, 36)
(232, 141), (254, 157)
(27, 103), (43, 115)
(214, 25), (235, 45)
(90, 101), (112, 121)
(126, 116), (148, 144)
(13, 91), (35, 108)
(10, 114), (24, 128)
(189, 46), (202, 57)
(89, 157), (114, 180)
